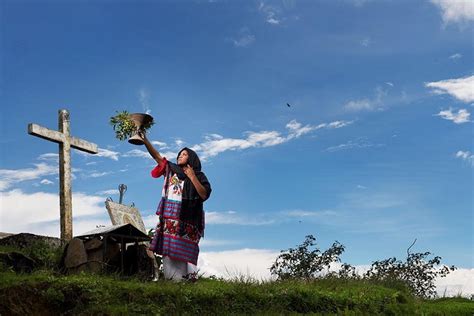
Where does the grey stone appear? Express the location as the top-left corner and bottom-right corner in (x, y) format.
(84, 238), (102, 251)
(86, 247), (103, 273)
(64, 238), (87, 269)
(105, 201), (147, 234)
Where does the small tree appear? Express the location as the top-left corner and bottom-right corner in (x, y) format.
(270, 235), (346, 280)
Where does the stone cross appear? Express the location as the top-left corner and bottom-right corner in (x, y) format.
(28, 109), (98, 242)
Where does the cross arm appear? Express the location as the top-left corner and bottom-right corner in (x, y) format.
(28, 123), (65, 143)
(70, 137), (98, 154)
(28, 123), (98, 154)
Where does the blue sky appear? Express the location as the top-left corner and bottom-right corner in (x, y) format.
(0, 0), (473, 289)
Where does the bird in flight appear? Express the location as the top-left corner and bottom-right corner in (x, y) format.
(287, 103), (291, 107)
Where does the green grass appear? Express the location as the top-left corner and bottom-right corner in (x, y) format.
(1, 270), (473, 315)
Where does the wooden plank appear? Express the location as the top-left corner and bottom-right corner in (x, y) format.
(28, 123), (65, 144)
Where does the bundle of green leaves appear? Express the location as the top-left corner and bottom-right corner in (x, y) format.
(110, 111), (154, 141)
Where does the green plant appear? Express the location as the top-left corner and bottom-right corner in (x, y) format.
(109, 111), (154, 141)
(110, 111), (135, 141)
(364, 251), (456, 299)
(270, 235), (346, 280)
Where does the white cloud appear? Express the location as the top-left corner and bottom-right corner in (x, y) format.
(232, 34), (256, 47)
(258, 2), (282, 25)
(455, 150), (474, 166)
(435, 268), (474, 297)
(198, 248), (279, 280)
(123, 149), (152, 159)
(430, 0), (474, 25)
(193, 119), (352, 160)
(344, 87), (387, 112)
(449, 53), (462, 59)
(286, 120), (317, 138)
(286, 209), (338, 217)
(360, 37), (371, 47)
(96, 189), (120, 196)
(325, 137), (384, 152)
(435, 108), (471, 124)
(200, 239), (239, 247)
(151, 140), (168, 148)
(38, 153), (59, 162)
(0, 163), (57, 191)
(175, 139), (185, 147)
(267, 18), (280, 25)
(192, 132), (282, 160)
(425, 75), (474, 103)
(0, 189), (106, 236)
(77, 147), (120, 161)
(84, 171), (112, 178)
(206, 211), (275, 225)
(96, 148), (120, 161)
(40, 179), (54, 185)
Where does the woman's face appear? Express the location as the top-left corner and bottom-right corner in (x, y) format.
(177, 150), (189, 166)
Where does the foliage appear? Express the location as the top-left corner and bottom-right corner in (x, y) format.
(270, 235), (345, 280)
(0, 240), (63, 271)
(364, 251), (456, 299)
(270, 235), (457, 300)
(109, 110), (154, 141)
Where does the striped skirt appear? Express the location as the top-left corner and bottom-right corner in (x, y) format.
(150, 198), (201, 265)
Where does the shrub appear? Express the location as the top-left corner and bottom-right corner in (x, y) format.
(270, 235), (346, 280)
(364, 251), (456, 299)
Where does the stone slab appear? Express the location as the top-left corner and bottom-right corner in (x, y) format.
(105, 201), (147, 234)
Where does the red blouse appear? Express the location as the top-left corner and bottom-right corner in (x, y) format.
(150, 158), (168, 178)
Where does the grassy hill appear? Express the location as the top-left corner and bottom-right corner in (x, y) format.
(0, 237), (472, 315)
(1, 270), (473, 315)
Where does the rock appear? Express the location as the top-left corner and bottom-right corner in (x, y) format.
(84, 238), (102, 251)
(64, 238), (87, 270)
(86, 247), (103, 273)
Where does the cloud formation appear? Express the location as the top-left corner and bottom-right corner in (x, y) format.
(435, 108), (471, 124)
(455, 150), (474, 166)
(0, 189), (106, 235)
(344, 87), (388, 112)
(193, 119), (353, 160)
(430, 0), (474, 25)
(229, 27), (256, 48)
(206, 211), (275, 225)
(425, 75), (474, 103)
(0, 163), (57, 191)
(449, 53), (462, 60)
(258, 2), (282, 25)
(325, 137), (384, 152)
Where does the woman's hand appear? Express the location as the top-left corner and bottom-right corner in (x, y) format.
(183, 165), (209, 200)
(182, 164), (196, 180)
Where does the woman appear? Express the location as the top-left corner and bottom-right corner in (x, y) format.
(140, 131), (211, 281)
